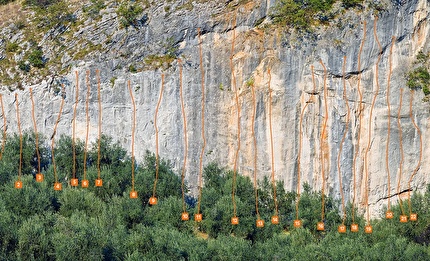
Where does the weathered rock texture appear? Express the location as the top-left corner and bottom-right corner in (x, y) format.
(1, 0), (430, 218)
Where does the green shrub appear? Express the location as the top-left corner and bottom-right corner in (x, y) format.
(24, 0), (58, 8)
(73, 42), (102, 61)
(18, 61), (30, 72)
(52, 212), (107, 260)
(15, 19), (27, 29)
(5, 41), (19, 53)
(116, 2), (143, 28)
(270, 0), (367, 31)
(54, 134), (85, 180)
(128, 64), (137, 73)
(82, 0), (105, 19)
(89, 134), (128, 169)
(110, 77), (117, 87)
(144, 54), (176, 70)
(143, 38), (178, 70)
(0, 198), (16, 257)
(31, 0), (74, 29)
(124, 224), (207, 260)
(341, 0), (363, 8)
(406, 66), (430, 94)
(2, 176), (55, 220)
(407, 50), (430, 96)
(416, 51), (429, 64)
(45, 0), (74, 26)
(205, 235), (253, 260)
(134, 151), (183, 205)
(0, 0), (16, 5)
(58, 189), (104, 218)
(28, 48), (45, 68)
(270, 0), (336, 30)
(17, 213), (57, 260)
(0, 132), (49, 182)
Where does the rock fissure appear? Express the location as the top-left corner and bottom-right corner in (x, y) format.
(374, 188), (413, 204)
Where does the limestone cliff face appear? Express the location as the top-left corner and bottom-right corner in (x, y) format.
(1, 0), (429, 218)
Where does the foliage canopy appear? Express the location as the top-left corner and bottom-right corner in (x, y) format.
(270, 0), (364, 31)
(0, 132), (429, 259)
(407, 51), (430, 96)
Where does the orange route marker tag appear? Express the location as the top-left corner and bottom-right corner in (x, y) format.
(130, 191), (138, 198)
(95, 179), (103, 187)
(194, 213), (203, 222)
(15, 181), (22, 189)
(36, 174), (44, 182)
(54, 182), (62, 191)
(82, 180), (89, 188)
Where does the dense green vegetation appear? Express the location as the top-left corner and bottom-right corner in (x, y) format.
(116, 2), (144, 28)
(82, 0), (105, 20)
(144, 38), (179, 70)
(23, 0), (75, 29)
(407, 51), (430, 96)
(23, 0), (59, 8)
(0, 132), (429, 260)
(270, 0), (364, 31)
(0, 0), (14, 5)
(27, 48), (45, 68)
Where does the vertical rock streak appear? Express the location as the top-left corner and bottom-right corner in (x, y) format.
(127, 80), (136, 193)
(319, 60), (328, 223)
(352, 21), (366, 224)
(337, 56), (349, 225)
(72, 71), (79, 180)
(179, 59), (188, 213)
(15, 94), (22, 182)
(30, 88), (41, 174)
(268, 68), (279, 216)
(407, 90), (422, 214)
(197, 28), (206, 216)
(97, 70), (102, 180)
(153, 74), (165, 198)
(230, 13), (240, 218)
(364, 17), (382, 224)
(0, 95), (5, 160)
(386, 36), (396, 212)
(83, 71), (91, 182)
(397, 89), (405, 215)
(51, 85), (66, 185)
(296, 65), (317, 221)
(251, 82), (260, 219)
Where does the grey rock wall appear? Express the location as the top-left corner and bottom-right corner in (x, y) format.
(1, 0), (429, 218)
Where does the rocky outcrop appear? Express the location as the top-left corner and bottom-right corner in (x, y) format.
(0, 0), (429, 218)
